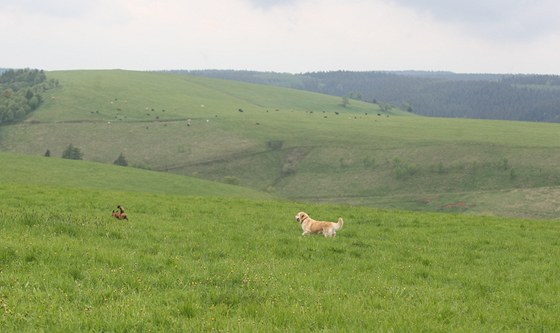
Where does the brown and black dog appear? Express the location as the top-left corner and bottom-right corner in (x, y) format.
(112, 205), (128, 220)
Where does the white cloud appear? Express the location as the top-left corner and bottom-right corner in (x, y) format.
(390, 0), (560, 41)
(1, 0), (559, 73)
(0, 0), (93, 18)
(248, 0), (297, 9)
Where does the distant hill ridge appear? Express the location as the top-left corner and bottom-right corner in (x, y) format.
(181, 69), (560, 123)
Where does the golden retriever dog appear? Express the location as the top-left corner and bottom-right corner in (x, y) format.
(295, 211), (344, 237)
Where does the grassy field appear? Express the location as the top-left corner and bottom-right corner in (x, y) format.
(1, 70), (560, 218)
(0, 152), (270, 200)
(1, 153), (559, 332)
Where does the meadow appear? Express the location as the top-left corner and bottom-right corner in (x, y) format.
(1, 153), (559, 332)
(1, 69), (559, 333)
(1, 70), (560, 217)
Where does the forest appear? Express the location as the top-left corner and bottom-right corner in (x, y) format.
(184, 70), (560, 123)
(0, 68), (59, 124)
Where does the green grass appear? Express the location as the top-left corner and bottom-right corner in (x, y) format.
(1, 175), (559, 332)
(0, 152), (271, 200)
(2, 71), (559, 331)
(2, 70), (560, 218)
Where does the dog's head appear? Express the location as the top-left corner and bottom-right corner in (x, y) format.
(295, 211), (309, 224)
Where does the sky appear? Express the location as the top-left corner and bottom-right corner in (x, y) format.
(1, 0), (560, 74)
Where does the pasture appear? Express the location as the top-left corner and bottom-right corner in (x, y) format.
(1, 154), (559, 332)
(1, 70), (560, 218)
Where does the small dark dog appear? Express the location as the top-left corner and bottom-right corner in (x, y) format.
(112, 205), (128, 220)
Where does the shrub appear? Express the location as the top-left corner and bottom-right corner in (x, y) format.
(113, 152), (128, 166)
(281, 163), (297, 175)
(510, 168), (517, 181)
(393, 158), (418, 180)
(339, 158), (352, 168)
(61, 144), (83, 160)
(362, 156), (376, 168)
(430, 162), (446, 174)
(267, 140), (284, 151)
(223, 176), (240, 185)
(500, 158), (509, 170)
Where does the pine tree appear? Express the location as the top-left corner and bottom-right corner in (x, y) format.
(61, 144), (83, 160)
(113, 152), (128, 166)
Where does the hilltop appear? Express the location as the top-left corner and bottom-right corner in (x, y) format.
(1, 69), (560, 218)
(186, 69), (560, 123)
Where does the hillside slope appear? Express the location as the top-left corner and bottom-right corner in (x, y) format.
(1, 157), (559, 331)
(0, 152), (271, 200)
(187, 69), (560, 123)
(1, 70), (560, 218)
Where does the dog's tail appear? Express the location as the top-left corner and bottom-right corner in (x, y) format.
(335, 217), (344, 231)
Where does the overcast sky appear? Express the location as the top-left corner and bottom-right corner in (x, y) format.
(1, 0), (559, 74)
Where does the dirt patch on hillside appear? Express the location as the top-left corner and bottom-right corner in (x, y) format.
(471, 186), (560, 219)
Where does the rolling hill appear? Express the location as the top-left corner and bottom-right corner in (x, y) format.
(1, 151), (559, 331)
(186, 69), (560, 123)
(2, 70), (559, 331)
(0, 151), (271, 200)
(1, 70), (560, 218)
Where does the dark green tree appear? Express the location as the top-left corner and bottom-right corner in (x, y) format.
(62, 144), (83, 160)
(113, 152), (128, 166)
(0, 68), (57, 124)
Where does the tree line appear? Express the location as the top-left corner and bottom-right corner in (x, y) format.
(0, 68), (59, 124)
(182, 70), (560, 123)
